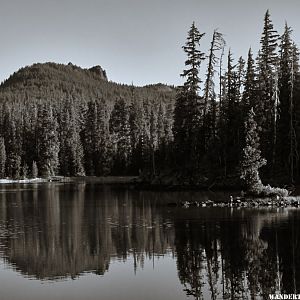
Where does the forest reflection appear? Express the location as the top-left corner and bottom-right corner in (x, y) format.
(0, 184), (300, 299)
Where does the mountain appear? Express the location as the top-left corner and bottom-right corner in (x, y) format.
(0, 62), (176, 106)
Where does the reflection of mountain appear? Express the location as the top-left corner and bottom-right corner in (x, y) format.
(0, 184), (174, 280)
(0, 185), (300, 299)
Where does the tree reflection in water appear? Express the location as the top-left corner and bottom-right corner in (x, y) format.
(0, 184), (299, 299)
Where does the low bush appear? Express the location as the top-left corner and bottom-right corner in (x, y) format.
(248, 183), (289, 198)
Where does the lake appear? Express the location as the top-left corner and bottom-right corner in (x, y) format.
(0, 183), (299, 300)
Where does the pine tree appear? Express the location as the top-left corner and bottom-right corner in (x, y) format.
(157, 101), (165, 148)
(257, 10), (279, 175)
(36, 104), (60, 177)
(173, 22), (205, 173)
(5, 114), (22, 179)
(218, 44), (226, 109)
(68, 105), (85, 176)
(13, 156), (21, 180)
(240, 49), (257, 166)
(243, 48), (257, 112)
(110, 98), (131, 174)
(241, 108), (266, 190)
(149, 107), (158, 175)
(22, 164), (29, 179)
(292, 43), (300, 179)
(260, 10), (279, 68)
(83, 99), (112, 176)
(181, 22), (206, 94)
(276, 24), (299, 182)
(219, 51), (243, 176)
(32, 160), (38, 178)
(94, 99), (112, 176)
(82, 100), (97, 175)
(138, 100), (152, 173)
(129, 89), (144, 174)
(156, 101), (167, 171)
(0, 137), (6, 178)
(22, 103), (38, 174)
(237, 56), (246, 97)
(59, 101), (85, 176)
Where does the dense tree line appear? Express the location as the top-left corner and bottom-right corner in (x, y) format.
(0, 63), (175, 178)
(0, 11), (299, 186)
(173, 10), (300, 187)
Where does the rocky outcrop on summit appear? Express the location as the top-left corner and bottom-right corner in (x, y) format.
(88, 65), (108, 81)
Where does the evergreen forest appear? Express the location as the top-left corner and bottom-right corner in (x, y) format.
(0, 10), (299, 188)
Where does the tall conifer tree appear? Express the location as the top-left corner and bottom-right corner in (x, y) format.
(257, 10), (279, 174)
(0, 137), (6, 178)
(276, 24), (300, 182)
(36, 104), (60, 177)
(173, 22), (205, 173)
(110, 98), (131, 174)
(243, 48), (256, 112)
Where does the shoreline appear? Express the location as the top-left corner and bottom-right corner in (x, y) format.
(1, 176), (299, 208)
(0, 176), (139, 185)
(168, 196), (300, 209)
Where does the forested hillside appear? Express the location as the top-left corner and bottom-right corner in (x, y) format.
(0, 62), (175, 178)
(0, 10), (300, 188)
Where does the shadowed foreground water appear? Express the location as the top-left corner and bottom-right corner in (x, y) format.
(0, 183), (299, 300)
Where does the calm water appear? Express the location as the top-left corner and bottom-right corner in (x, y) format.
(0, 183), (299, 300)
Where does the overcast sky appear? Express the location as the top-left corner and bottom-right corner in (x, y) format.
(0, 0), (299, 86)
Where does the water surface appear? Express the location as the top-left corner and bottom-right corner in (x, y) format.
(0, 183), (299, 300)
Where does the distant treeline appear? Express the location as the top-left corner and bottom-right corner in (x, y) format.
(0, 10), (300, 186)
(0, 62), (175, 179)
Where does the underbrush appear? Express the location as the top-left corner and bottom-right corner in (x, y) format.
(248, 183), (289, 198)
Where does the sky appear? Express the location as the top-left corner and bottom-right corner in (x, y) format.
(0, 0), (299, 86)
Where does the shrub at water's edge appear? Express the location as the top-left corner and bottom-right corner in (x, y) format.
(247, 183), (289, 198)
